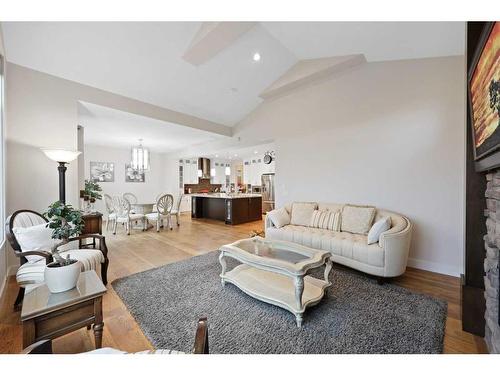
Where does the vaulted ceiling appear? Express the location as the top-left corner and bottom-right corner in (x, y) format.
(1, 22), (465, 127)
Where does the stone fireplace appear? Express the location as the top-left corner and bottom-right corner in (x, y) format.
(484, 172), (500, 352)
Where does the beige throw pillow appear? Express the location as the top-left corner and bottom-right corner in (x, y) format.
(267, 207), (291, 228)
(309, 210), (341, 231)
(341, 204), (376, 234)
(290, 202), (318, 226)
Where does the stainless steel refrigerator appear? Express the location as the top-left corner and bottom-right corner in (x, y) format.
(261, 173), (275, 213)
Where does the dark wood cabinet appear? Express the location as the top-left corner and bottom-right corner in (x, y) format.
(80, 212), (103, 248)
(191, 196), (262, 225)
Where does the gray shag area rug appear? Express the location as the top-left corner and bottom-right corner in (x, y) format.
(112, 251), (447, 354)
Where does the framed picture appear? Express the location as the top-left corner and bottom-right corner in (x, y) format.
(469, 22), (500, 160)
(125, 164), (145, 183)
(90, 161), (114, 182)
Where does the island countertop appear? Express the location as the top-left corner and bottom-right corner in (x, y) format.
(189, 193), (262, 199)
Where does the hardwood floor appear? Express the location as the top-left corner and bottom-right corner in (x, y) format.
(0, 214), (487, 354)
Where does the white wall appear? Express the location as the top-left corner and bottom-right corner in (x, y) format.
(84, 144), (178, 212)
(235, 56), (465, 276)
(0, 26), (8, 299)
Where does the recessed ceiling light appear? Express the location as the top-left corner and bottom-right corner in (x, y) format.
(234, 154), (238, 157)
(254, 150), (258, 154)
(253, 52), (261, 62)
(215, 154), (219, 158)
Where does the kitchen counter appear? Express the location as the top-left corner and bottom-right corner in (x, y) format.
(191, 194), (262, 225)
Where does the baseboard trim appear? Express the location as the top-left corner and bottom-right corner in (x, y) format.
(407, 257), (460, 277)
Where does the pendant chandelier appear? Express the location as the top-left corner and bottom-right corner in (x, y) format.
(131, 139), (150, 171)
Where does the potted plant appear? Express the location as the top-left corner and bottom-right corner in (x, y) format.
(82, 179), (102, 212)
(43, 201), (85, 293)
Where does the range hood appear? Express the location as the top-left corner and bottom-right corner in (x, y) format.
(198, 157), (211, 179)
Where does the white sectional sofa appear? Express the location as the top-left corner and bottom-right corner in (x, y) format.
(265, 202), (412, 280)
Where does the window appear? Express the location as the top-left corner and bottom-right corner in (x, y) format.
(0, 54), (5, 245)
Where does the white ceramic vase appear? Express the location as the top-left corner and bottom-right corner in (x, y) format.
(44, 260), (81, 293)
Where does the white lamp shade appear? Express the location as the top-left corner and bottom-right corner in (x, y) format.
(210, 168), (216, 177)
(225, 166), (231, 176)
(41, 148), (81, 163)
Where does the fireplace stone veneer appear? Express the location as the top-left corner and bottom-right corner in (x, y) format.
(484, 172), (500, 353)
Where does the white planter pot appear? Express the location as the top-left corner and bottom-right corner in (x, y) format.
(44, 260), (81, 293)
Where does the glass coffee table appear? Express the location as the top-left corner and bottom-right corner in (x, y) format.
(219, 236), (332, 327)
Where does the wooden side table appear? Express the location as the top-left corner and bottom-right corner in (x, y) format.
(21, 271), (107, 349)
(80, 212), (103, 248)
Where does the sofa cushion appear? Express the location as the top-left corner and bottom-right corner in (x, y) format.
(267, 207), (290, 228)
(309, 210), (340, 231)
(266, 225), (384, 267)
(290, 202), (318, 226)
(341, 205), (376, 234)
(367, 217), (392, 244)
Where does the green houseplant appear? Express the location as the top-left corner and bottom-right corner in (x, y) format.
(84, 179), (103, 201)
(43, 201), (85, 293)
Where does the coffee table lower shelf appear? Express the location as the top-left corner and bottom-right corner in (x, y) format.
(222, 264), (330, 327)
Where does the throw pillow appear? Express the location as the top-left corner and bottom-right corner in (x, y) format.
(13, 223), (59, 263)
(290, 202), (318, 226)
(309, 210), (341, 231)
(367, 217), (392, 245)
(341, 204), (376, 234)
(267, 207), (291, 229)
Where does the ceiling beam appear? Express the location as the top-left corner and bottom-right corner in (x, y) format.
(183, 22), (257, 66)
(260, 54), (366, 99)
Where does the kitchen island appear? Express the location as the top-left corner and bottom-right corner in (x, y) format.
(191, 193), (262, 225)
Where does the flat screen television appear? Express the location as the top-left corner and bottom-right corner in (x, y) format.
(469, 21), (500, 166)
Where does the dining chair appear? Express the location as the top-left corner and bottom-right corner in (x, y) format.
(170, 194), (184, 227)
(103, 194), (116, 231)
(152, 192), (164, 213)
(145, 194), (174, 232)
(113, 196), (145, 235)
(123, 192), (138, 214)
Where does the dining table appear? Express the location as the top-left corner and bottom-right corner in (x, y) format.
(131, 202), (155, 214)
(131, 203), (155, 230)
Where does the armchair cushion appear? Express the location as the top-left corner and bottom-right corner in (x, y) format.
(16, 249), (105, 287)
(13, 223), (59, 263)
(16, 261), (46, 286)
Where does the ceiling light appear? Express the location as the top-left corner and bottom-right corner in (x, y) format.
(215, 154), (219, 158)
(253, 52), (261, 62)
(234, 154), (238, 157)
(131, 138), (150, 171)
(254, 150), (258, 154)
